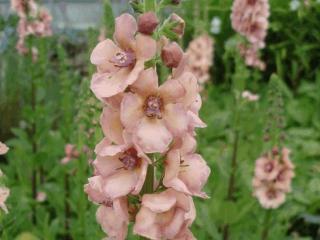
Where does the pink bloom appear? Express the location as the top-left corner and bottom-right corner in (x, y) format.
(93, 135), (149, 199)
(90, 13), (157, 100)
(238, 44), (266, 71)
(254, 184), (286, 209)
(0, 186), (10, 214)
(84, 175), (108, 204)
(60, 144), (79, 165)
(120, 68), (200, 153)
(242, 90), (260, 101)
(253, 147), (295, 209)
(133, 189), (195, 240)
(254, 155), (279, 181)
(36, 191), (47, 202)
(96, 198), (129, 240)
(163, 135), (210, 198)
(0, 142), (9, 155)
(231, 0), (270, 49)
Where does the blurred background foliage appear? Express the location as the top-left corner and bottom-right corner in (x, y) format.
(0, 0), (320, 239)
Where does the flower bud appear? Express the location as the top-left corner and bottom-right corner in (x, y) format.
(161, 42), (183, 68)
(138, 12), (159, 35)
(169, 13), (185, 38)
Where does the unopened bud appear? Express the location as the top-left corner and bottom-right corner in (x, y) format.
(169, 13), (185, 38)
(161, 42), (183, 68)
(138, 12), (159, 35)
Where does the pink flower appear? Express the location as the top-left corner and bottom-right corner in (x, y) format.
(242, 90), (260, 101)
(0, 186), (10, 214)
(254, 184), (286, 209)
(253, 147), (295, 209)
(90, 14), (157, 100)
(96, 198), (129, 240)
(254, 155), (279, 181)
(133, 189), (195, 240)
(93, 135), (149, 199)
(36, 191), (47, 202)
(231, 0), (270, 49)
(0, 142), (9, 155)
(163, 135), (210, 198)
(60, 144), (79, 165)
(120, 68), (200, 153)
(84, 175), (108, 204)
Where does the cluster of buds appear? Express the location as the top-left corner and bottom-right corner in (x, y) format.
(252, 147), (295, 209)
(0, 142), (10, 214)
(186, 34), (214, 91)
(84, 4), (210, 239)
(10, 0), (52, 58)
(231, 0), (270, 70)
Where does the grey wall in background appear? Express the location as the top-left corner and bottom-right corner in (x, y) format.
(0, 0), (130, 30)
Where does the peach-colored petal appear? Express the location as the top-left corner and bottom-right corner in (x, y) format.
(114, 13), (137, 50)
(164, 103), (189, 137)
(96, 199), (129, 240)
(133, 206), (160, 239)
(132, 158), (148, 195)
(93, 155), (123, 178)
(142, 191), (177, 213)
(84, 175), (106, 204)
(163, 208), (185, 238)
(95, 138), (127, 157)
(91, 68), (131, 99)
(179, 134), (197, 155)
(120, 93), (144, 130)
(90, 39), (120, 71)
(104, 170), (138, 199)
(100, 106), (124, 145)
(130, 68), (158, 96)
(177, 72), (199, 108)
(179, 154), (211, 198)
(134, 118), (173, 154)
(158, 79), (185, 104)
(188, 111), (207, 128)
(135, 34), (157, 60)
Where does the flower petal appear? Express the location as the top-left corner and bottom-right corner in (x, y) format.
(130, 68), (158, 96)
(133, 207), (160, 240)
(114, 13), (137, 50)
(100, 106), (124, 145)
(164, 103), (189, 137)
(93, 155), (123, 178)
(135, 34), (157, 60)
(134, 118), (172, 154)
(132, 158), (148, 195)
(120, 93), (144, 130)
(158, 79), (185, 104)
(142, 191), (177, 213)
(104, 170), (138, 198)
(95, 138), (127, 157)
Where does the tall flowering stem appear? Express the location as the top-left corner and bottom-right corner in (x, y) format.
(11, 0), (53, 224)
(84, 0), (210, 239)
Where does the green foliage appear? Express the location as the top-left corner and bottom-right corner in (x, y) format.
(1, 0), (320, 239)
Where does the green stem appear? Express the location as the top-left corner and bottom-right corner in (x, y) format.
(144, 0), (156, 12)
(261, 210), (272, 240)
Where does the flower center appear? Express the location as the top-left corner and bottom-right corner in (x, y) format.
(264, 162), (273, 173)
(144, 95), (163, 119)
(119, 148), (141, 170)
(266, 189), (277, 199)
(247, 0), (257, 5)
(111, 51), (136, 67)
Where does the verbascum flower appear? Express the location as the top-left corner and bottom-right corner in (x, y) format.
(231, 0), (270, 69)
(11, 0), (52, 56)
(133, 189), (195, 240)
(186, 34), (214, 91)
(242, 90), (260, 101)
(85, 3), (210, 239)
(0, 187), (10, 214)
(90, 14), (157, 100)
(253, 147), (295, 209)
